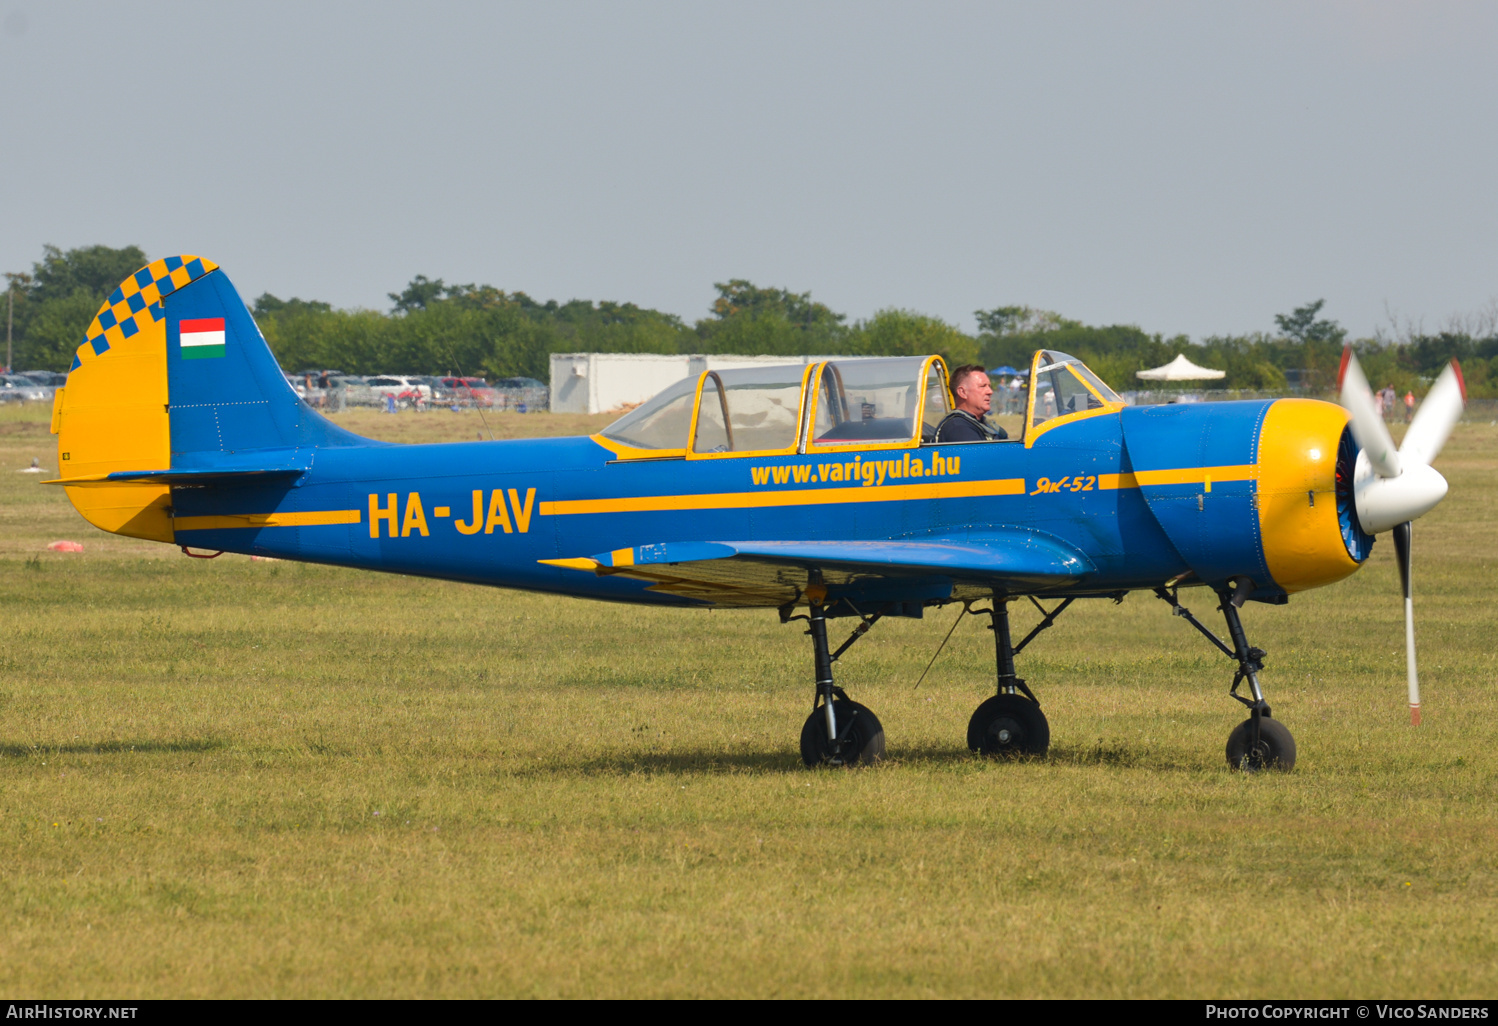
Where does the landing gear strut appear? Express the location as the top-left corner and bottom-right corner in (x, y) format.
(1155, 580), (1296, 771)
(783, 600), (886, 767)
(966, 596), (1070, 757)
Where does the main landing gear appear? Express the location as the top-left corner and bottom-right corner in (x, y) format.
(780, 591), (1077, 766)
(1155, 580), (1297, 772)
(783, 600), (887, 767)
(965, 596), (1071, 758)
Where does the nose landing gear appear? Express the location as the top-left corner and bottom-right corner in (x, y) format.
(1155, 580), (1297, 772)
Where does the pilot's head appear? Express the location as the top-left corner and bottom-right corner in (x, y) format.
(949, 365), (993, 417)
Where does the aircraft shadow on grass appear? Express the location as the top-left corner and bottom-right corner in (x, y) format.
(0, 738), (224, 757)
(568, 740), (1198, 776)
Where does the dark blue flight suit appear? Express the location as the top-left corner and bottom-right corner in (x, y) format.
(934, 409), (1008, 443)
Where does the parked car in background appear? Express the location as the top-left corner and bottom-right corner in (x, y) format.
(20, 370), (68, 388)
(366, 376), (431, 398)
(435, 376), (500, 408)
(324, 376), (377, 410)
(1, 374), (54, 403)
(365, 375), (432, 409)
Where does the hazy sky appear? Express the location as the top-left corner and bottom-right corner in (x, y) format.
(2, 1), (1495, 340)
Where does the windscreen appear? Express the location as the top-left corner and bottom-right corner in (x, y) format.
(1030, 350), (1120, 430)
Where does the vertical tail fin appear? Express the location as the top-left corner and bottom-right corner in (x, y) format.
(53, 256), (371, 541)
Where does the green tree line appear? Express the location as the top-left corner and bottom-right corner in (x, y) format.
(7, 244), (1497, 396)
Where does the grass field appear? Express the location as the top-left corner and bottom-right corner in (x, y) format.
(2, 400), (1495, 998)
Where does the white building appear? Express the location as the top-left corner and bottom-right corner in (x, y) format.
(549, 352), (848, 415)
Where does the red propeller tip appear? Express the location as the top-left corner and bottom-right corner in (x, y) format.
(1451, 359), (1466, 402)
(1337, 346), (1353, 389)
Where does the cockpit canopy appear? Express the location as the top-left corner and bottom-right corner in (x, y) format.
(600, 356), (952, 458)
(597, 350), (1122, 458)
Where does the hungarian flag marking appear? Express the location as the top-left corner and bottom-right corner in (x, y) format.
(180, 317), (226, 359)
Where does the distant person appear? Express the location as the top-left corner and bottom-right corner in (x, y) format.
(936, 365), (1008, 442)
(1404, 390), (1415, 422)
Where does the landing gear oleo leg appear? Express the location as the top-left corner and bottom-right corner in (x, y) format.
(1155, 580), (1296, 771)
(784, 594), (886, 768)
(966, 596), (1064, 758)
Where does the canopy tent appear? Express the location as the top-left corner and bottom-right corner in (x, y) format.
(991, 365), (1022, 376)
(1135, 354), (1226, 381)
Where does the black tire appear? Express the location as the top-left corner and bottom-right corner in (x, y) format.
(967, 694), (1050, 757)
(800, 699), (885, 768)
(1225, 715), (1296, 772)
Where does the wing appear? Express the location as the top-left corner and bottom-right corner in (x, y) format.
(541, 529), (1096, 610)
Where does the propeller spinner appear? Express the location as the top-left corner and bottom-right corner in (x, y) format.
(1337, 347), (1466, 724)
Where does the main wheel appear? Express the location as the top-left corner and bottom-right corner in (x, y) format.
(1225, 715), (1296, 771)
(800, 699), (885, 767)
(967, 694), (1050, 757)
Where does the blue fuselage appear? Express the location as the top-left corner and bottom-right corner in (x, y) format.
(170, 400), (1287, 607)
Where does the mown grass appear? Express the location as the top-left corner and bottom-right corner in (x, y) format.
(1, 401), (1495, 998)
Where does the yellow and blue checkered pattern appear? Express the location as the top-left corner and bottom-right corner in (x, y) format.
(71, 255), (219, 371)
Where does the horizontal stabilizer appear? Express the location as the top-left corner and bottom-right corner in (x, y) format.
(47, 450), (311, 487)
(107, 467), (307, 485)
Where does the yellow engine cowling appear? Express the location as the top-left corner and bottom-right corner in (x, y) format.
(1256, 399), (1372, 593)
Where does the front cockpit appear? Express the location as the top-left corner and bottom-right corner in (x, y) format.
(1025, 349), (1125, 440)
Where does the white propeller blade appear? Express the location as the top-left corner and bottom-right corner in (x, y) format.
(1401, 360), (1466, 468)
(1338, 348), (1400, 478)
(1336, 350), (1466, 726)
(1393, 523), (1420, 725)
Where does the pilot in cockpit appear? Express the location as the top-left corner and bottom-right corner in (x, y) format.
(935, 365), (1009, 443)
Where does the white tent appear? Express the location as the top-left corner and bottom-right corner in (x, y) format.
(1135, 354), (1226, 381)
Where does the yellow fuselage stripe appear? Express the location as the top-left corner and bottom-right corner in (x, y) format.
(1098, 464), (1255, 490)
(537, 477), (1027, 516)
(164, 464), (1257, 529)
(173, 509), (362, 531)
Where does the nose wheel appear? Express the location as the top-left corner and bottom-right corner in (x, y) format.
(1226, 713), (1296, 771)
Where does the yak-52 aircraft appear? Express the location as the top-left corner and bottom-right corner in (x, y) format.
(49, 257), (1466, 769)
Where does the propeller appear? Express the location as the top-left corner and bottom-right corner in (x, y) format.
(1337, 348), (1466, 724)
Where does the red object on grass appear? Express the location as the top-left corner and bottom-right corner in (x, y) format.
(47, 541), (84, 553)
